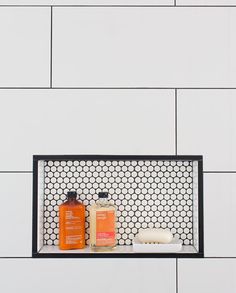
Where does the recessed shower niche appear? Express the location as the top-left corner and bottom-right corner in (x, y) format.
(32, 155), (203, 258)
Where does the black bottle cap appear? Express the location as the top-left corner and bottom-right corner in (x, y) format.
(98, 192), (108, 198)
(67, 191), (77, 198)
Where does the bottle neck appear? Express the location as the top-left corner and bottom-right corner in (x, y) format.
(67, 197), (77, 203)
(98, 197), (108, 205)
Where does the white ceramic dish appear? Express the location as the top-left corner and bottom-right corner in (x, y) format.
(133, 237), (182, 253)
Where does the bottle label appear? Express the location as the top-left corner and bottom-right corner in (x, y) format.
(96, 210), (115, 246)
(64, 210), (84, 245)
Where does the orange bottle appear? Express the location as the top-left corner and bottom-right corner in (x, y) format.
(59, 191), (85, 250)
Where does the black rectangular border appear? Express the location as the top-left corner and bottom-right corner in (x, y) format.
(32, 154), (204, 258)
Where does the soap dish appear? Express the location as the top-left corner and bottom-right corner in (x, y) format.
(132, 237), (182, 253)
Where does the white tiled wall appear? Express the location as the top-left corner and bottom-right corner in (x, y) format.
(179, 259), (236, 293)
(0, 259), (176, 293)
(52, 7), (236, 87)
(0, 173), (32, 257)
(178, 90), (236, 171)
(177, 0), (236, 5)
(204, 173), (236, 257)
(0, 0), (174, 4)
(0, 2), (236, 293)
(1, 0), (236, 5)
(0, 89), (174, 171)
(0, 7), (50, 87)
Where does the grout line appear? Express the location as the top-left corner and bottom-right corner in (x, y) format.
(0, 171), (32, 173)
(0, 256), (236, 259)
(0, 5), (49, 7)
(0, 5), (173, 7)
(47, 87), (236, 90)
(50, 6), (53, 88)
(175, 5), (236, 8)
(1, 5), (236, 7)
(0, 257), (32, 259)
(0, 87), (175, 90)
(203, 171), (236, 174)
(52, 5), (174, 7)
(175, 89), (178, 155)
(204, 257), (236, 259)
(0, 87), (51, 90)
(1, 87), (236, 90)
(176, 258), (178, 293)
(49, 87), (175, 89)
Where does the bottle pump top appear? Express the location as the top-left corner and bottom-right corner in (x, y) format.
(67, 191), (77, 198)
(98, 192), (108, 198)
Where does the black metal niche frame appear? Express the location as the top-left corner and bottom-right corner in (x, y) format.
(32, 155), (204, 258)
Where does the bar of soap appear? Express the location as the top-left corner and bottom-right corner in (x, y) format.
(137, 228), (173, 244)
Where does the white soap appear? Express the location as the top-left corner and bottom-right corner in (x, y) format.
(137, 228), (173, 244)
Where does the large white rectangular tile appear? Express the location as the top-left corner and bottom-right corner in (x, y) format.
(0, 173), (32, 257)
(53, 7), (173, 87)
(204, 173), (236, 257)
(0, 0), (174, 5)
(0, 8), (50, 87)
(0, 89), (174, 171)
(177, 0), (236, 5)
(0, 259), (175, 293)
(53, 7), (236, 87)
(178, 90), (236, 171)
(179, 259), (236, 293)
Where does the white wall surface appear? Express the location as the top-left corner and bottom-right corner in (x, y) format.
(2, 0), (236, 5)
(0, 89), (174, 171)
(179, 259), (236, 293)
(178, 90), (236, 171)
(0, 7), (50, 87)
(0, 0), (174, 5)
(177, 0), (236, 5)
(204, 173), (236, 257)
(0, 2), (235, 293)
(0, 259), (176, 293)
(52, 7), (236, 87)
(0, 173), (32, 257)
